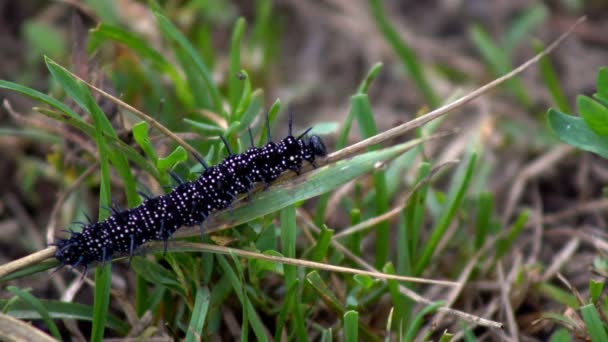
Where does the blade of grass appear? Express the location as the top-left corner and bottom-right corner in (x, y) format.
(368, 0), (438, 107)
(581, 303), (608, 341)
(503, 4), (548, 52)
(403, 301), (445, 342)
(280, 205), (306, 338)
(154, 11), (222, 114)
(351, 93), (390, 268)
(6, 286), (61, 340)
(0, 80), (81, 120)
(84, 80), (113, 342)
(399, 162), (430, 275)
(415, 152), (477, 275)
(89, 24), (192, 107)
(229, 18), (246, 116)
(474, 192), (494, 250)
(216, 255), (269, 341)
(144, 242), (458, 287)
(533, 40), (569, 112)
(185, 287), (211, 342)
(310, 225), (334, 263)
(469, 25), (530, 106)
(1, 299), (129, 334)
(33, 108), (159, 180)
(316, 63), (383, 225)
(382, 263), (410, 331)
(343, 310), (359, 342)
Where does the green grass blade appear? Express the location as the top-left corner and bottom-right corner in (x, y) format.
(589, 280), (604, 302)
(91, 264), (112, 342)
(130, 258), (187, 298)
(316, 63), (383, 225)
(350, 94), (390, 268)
(469, 25), (530, 105)
(1, 299), (129, 334)
(533, 40), (569, 112)
(343, 310), (359, 342)
(280, 205), (306, 338)
(503, 4), (548, 52)
(6, 286), (61, 340)
(580, 303), (608, 342)
(415, 152), (477, 274)
(89, 23), (192, 107)
(474, 192), (494, 249)
(184, 119), (225, 136)
(154, 11), (222, 113)
(304, 273), (338, 309)
(310, 225), (333, 262)
(0, 260), (57, 284)
(229, 18), (246, 116)
(198, 137), (432, 235)
(46, 56), (139, 206)
(368, 0), (438, 107)
(495, 210), (529, 260)
(236, 89), (263, 134)
(403, 301), (444, 342)
(83, 81), (114, 341)
(382, 263), (409, 331)
(399, 162), (430, 275)
(0, 80), (81, 120)
(186, 287), (211, 342)
(357, 62), (383, 94)
(217, 255), (269, 342)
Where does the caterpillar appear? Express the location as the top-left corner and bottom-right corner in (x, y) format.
(53, 112), (327, 273)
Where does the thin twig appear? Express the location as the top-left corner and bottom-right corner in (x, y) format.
(327, 16), (586, 163)
(143, 241), (459, 287)
(60, 67), (203, 160)
(332, 160), (458, 239)
(46, 162), (99, 244)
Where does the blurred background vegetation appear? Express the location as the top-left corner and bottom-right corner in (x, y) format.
(2, 0), (608, 341)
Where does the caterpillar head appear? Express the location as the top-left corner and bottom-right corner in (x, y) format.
(304, 135), (326, 157)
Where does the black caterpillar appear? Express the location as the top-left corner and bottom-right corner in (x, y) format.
(54, 112), (327, 273)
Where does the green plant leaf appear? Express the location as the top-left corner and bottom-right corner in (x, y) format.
(157, 146), (188, 173)
(154, 11), (222, 113)
(589, 279), (605, 303)
(343, 310), (359, 342)
(0, 299), (129, 334)
(185, 287), (211, 342)
(578, 95), (608, 136)
(6, 286), (62, 340)
(0, 80), (81, 120)
(581, 303), (608, 342)
(131, 258), (187, 298)
(132, 121), (158, 162)
(548, 108), (608, 158)
(596, 67), (608, 100)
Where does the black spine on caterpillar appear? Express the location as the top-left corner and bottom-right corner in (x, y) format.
(53, 112), (327, 274)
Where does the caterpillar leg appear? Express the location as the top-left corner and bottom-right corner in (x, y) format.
(198, 212), (208, 241)
(127, 234), (136, 269)
(220, 136), (234, 156)
(169, 171), (185, 185)
(247, 127), (255, 148)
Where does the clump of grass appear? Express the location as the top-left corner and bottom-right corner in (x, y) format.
(0, 3), (590, 341)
